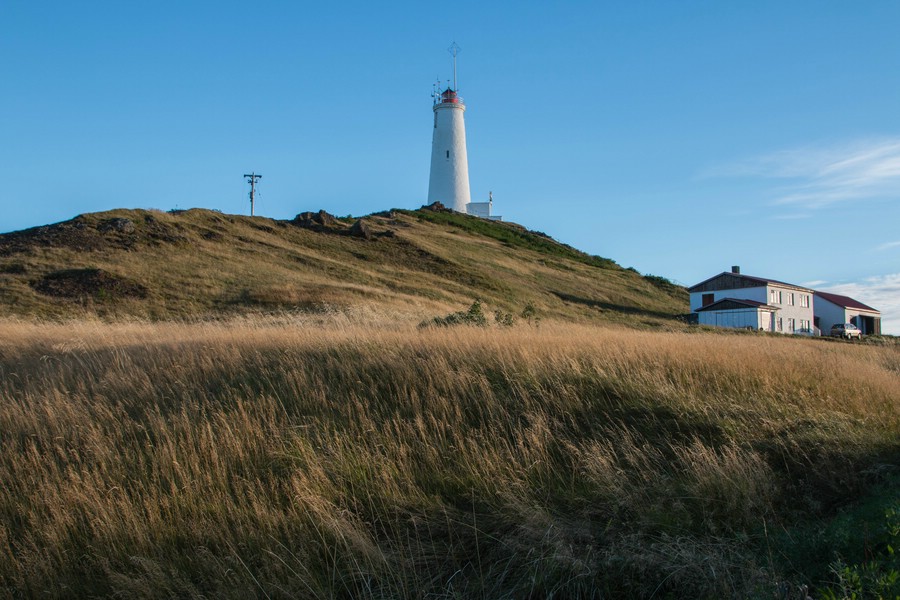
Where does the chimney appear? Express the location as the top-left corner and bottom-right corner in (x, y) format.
(731, 265), (741, 274)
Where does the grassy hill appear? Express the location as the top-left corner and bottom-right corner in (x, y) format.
(0, 205), (687, 323)
(2, 206), (898, 598)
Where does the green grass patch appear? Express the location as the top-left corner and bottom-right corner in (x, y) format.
(402, 207), (621, 270)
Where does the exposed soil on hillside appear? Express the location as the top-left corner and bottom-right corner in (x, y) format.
(32, 268), (148, 300)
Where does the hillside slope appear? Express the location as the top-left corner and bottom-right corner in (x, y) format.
(0, 205), (687, 322)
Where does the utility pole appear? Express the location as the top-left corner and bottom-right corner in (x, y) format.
(243, 172), (262, 216)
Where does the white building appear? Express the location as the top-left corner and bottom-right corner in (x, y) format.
(689, 266), (815, 334)
(465, 191), (502, 221)
(814, 291), (882, 335)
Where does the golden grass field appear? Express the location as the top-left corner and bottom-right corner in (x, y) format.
(1, 311), (898, 598)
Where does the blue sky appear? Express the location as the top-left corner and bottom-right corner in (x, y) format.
(2, 1), (899, 332)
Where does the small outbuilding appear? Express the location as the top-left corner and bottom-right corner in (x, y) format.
(814, 291), (882, 335)
(466, 192), (502, 221)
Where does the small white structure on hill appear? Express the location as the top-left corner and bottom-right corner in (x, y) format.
(466, 191), (502, 221)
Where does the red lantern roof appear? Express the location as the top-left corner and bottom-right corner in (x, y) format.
(440, 88), (459, 104)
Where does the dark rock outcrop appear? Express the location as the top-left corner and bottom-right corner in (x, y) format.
(292, 210), (340, 231)
(422, 202), (452, 213)
(349, 219), (372, 240)
(98, 218), (136, 234)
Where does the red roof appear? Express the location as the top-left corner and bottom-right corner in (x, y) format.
(814, 291), (878, 312)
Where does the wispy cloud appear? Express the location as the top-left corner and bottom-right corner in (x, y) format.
(876, 240), (900, 252)
(819, 273), (900, 335)
(704, 138), (900, 209)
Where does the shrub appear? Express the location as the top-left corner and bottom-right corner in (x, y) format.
(419, 300), (488, 328)
(820, 505), (900, 600)
(520, 301), (540, 325)
(494, 310), (516, 327)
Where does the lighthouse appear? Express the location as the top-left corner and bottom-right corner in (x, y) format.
(427, 43), (471, 213)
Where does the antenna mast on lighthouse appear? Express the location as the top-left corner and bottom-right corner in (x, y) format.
(448, 42), (461, 90)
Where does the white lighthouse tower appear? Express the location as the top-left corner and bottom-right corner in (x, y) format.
(427, 43), (471, 213)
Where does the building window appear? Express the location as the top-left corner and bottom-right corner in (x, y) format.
(446, 150), (450, 158)
(777, 318), (783, 331)
(702, 293), (714, 307)
(800, 295), (809, 308)
(787, 293), (795, 306)
(770, 290), (783, 304)
(787, 318), (795, 332)
(800, 319), (810, 330)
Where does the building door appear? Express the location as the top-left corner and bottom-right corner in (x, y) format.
(859, 315), (878, 335)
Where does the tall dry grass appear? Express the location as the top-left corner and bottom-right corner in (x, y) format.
(1, 314), (898, 598)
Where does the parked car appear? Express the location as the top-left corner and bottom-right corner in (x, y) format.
(830, 323), (861, 339)
(793, 327), (818, 337)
